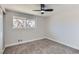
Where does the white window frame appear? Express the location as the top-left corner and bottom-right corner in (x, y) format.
(13, 16), (35, 29)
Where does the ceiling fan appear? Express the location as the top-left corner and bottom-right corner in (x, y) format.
(33, 4), (54, 14)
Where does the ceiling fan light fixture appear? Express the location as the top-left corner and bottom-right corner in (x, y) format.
(41, 10), (45, 13)
(41, 10), (44, 14)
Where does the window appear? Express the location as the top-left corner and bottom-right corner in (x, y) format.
(26, 20), (35, 28)
(13, 16), (35, 29)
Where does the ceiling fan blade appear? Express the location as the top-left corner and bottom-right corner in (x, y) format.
(44, 9), (53, 11)
(32, 10), (41, 11)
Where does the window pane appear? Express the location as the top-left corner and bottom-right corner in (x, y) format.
(26, 20), (35, 28)
(13, 16), (26, 29)
(13, 16), (35, 29)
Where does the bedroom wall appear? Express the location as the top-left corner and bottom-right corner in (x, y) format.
(4, 10), (46, 47)
(46, 4), (79, 49)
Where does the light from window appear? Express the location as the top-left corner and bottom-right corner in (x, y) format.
(26, 20), (35, 28)
(13, 16), (35, 29)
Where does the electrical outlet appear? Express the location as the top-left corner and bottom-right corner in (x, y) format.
(18, 40), (22, 42)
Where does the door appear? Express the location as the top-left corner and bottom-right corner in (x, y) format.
(0, 8), (3, 53)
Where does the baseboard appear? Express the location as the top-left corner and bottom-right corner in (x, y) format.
(46, 37), (79, 50)
(5, 37), (45, 48)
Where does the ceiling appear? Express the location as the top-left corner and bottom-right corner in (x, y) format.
(0, 4), (54, 17)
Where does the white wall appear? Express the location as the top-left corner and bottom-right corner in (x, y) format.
(46, 5), (79, 49)
(4, 10), (46, 47)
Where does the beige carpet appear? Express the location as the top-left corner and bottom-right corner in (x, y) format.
(4, 39), (79, 54)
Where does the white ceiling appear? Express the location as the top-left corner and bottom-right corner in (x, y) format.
(0, 4), (54, 17)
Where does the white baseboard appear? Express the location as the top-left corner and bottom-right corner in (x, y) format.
(46, 37), (79, 50)
(5, 37), (45, 48)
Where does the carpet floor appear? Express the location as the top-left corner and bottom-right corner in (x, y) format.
(3, 39), (79, 54)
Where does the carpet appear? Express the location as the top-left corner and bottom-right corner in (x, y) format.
(4, 39), (79, 54)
